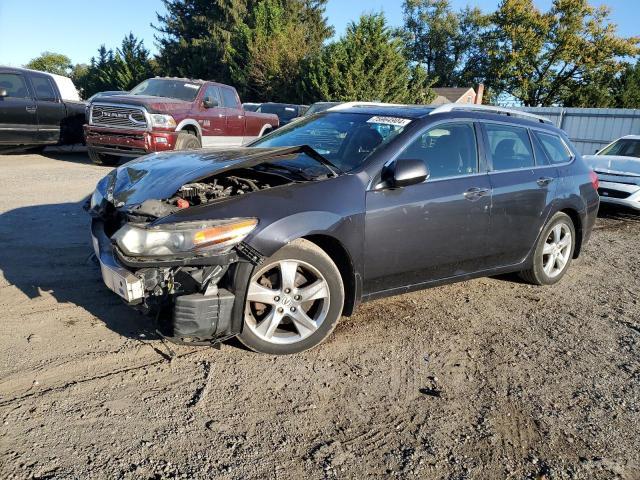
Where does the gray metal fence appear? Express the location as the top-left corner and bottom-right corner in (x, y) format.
(515, 107), (640, 155)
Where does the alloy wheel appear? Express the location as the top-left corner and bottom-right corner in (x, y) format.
(244, 259), (331, 345)
(542, 223), (572, 278)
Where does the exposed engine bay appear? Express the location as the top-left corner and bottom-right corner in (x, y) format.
(125, 168), (296, 222)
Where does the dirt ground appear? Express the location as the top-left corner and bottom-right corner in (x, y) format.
(0, 152), (638, 480)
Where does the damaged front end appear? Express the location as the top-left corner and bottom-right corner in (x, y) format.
(87, 147), (334, 345)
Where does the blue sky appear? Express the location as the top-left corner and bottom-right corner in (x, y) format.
(0, 0), (637, 67)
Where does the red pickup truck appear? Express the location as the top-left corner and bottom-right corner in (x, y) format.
(84, 77), (279, 165)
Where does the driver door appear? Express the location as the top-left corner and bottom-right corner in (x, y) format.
(364, 121), (493, 295)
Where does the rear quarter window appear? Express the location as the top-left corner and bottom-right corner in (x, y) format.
(534, 132), (573, 164)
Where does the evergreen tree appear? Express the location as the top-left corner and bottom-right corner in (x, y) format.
(304, 14), (435, 103)
(154, 0), (247, 84)
(232, 0), (333, 103)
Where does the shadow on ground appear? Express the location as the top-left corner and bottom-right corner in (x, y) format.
(0, 200), (159, 341)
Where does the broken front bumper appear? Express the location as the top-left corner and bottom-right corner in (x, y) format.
(91, 219), (240, 342)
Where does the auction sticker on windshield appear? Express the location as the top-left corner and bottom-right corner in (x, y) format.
(367, 116), (412, 127)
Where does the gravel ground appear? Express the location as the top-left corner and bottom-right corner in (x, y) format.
(0, 152), (638, 480)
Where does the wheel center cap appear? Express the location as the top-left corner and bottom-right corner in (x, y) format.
(281, 296), (293, 307)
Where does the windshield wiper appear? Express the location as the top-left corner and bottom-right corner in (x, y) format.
(299, 145), (344, 175)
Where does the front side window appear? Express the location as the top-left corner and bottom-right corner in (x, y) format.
(598, 138), (640, 158)
(251, 112), (410, 172)
(397, 122), (478, 180)
(485, 124), (535, 171)
(30, 75), (57, 101)
(203, 86), (220, 106)
(0, 73), (30, 98)
(534, 131), (573, 164)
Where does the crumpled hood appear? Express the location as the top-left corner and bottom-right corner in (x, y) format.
(583, 154), (640, 177)
(99, 147), (329, 208)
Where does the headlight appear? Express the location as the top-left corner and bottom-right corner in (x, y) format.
(90, 188), (104, 209)
(113, 218), (258, 257)
(149, 114), (177, 129)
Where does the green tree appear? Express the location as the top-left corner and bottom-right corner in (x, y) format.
(487, 0), (639, 106)
(232, 0), (333, 103)
(304, 14), (435, 103)
(612, 61), (640, 108)
(154, 0), (247, 84)
(24, 52), (72, 76)
(79, 35), (155, 98)
(401, 0), (490, 87)
(113, 33), (156, 91)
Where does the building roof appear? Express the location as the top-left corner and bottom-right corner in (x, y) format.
(432, 87), (476, 103)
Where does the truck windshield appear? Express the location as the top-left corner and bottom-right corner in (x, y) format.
(130, 79), (201, 102)
(250, 112), (412, 172)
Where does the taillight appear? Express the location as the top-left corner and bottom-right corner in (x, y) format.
(589, 170), (599, 191)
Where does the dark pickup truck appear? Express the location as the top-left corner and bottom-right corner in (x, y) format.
(84, 77), (279, 165)
(0, 66), (86, 151)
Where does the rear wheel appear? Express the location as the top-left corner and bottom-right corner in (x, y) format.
(88, 148), (121, 166)
(174, 131), (201, 150)
(238, 239), (344, 355)
(519, 212), (576, 285)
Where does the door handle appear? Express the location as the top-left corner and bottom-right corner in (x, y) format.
(25, 105), (37, 114)
(536, 177), (554, 187)
(463, 187), (490, 201)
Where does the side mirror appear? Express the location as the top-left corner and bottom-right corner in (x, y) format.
(383, 159), (429, 188)
(203, 96), (219, 108)
(0, 89), (7, 98)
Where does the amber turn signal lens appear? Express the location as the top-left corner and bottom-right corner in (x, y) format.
(193, 218), (258, 248)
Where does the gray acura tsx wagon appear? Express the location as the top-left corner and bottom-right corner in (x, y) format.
(87, 103), (600, 355)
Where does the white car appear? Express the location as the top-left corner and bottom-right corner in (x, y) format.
(583, 135), (640, 210)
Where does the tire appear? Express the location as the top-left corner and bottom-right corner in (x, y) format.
(88, 148), (121, 166)
(238, 238), (344, 355)
(174, 131), (201, 150)
(519, 212), (576, 286)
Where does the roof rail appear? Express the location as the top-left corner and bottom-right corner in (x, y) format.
(328, 101), (411, 111)
(429, 104), (554, 125)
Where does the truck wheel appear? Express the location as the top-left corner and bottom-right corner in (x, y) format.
(238, 239), (344, 355)
(88, 148), (121, 167)
(174, 132), (201, 151)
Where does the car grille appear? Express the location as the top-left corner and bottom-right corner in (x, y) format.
(598, 188), (631, 199)
(90, 104), (148, 130)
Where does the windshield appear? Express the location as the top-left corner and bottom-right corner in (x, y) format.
(258, 104), (299, 121)
(599, 139), (640, 158)
(250, 112), (412, 171)
(130, 79), (201, 102)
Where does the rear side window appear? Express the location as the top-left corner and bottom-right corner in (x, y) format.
(398, 122), (478, 180)
(485, 124), (535, 171)
(220, 88), (239, 108)
(0, 73), (30, 98)
(30, 75), (57, 102)
(534, 132), (573, 164)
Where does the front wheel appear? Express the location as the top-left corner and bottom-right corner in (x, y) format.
(174, 131), (201, 150)
(238, 239), (344, 355)
(519, 212), (576, 285)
